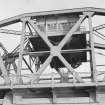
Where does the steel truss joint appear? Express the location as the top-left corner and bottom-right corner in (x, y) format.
(20, 16), (31, 22)
(83, 12), (95, 17)
(51, 46), (60, 56)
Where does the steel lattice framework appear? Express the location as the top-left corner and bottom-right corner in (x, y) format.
(0, 7), (105, 105)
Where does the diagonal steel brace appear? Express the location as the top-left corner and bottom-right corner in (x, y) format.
(31, 54), (53, 83)
(28, 14), (86, 83)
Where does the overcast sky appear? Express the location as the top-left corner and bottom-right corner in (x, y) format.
(0, 0), (105, 20)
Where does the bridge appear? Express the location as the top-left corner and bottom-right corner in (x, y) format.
(0, 7), (105, 105)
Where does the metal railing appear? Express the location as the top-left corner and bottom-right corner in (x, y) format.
(0, 71), (104, 87)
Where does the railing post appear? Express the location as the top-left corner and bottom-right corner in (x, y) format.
(51, 72), (55, 88)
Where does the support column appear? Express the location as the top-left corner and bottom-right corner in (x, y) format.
(13, 90), (23, 104)
(89, 89), (96, 103)
(3, 91), (13, 105)
(52, 88), (56, 104)
(88, 12), (97, 82)
(96, 87), (105, 105)
(17, 18), (26, 84)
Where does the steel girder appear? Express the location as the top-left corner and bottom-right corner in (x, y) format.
(1, 7), (105, 28)
(0, 7), (105, 86)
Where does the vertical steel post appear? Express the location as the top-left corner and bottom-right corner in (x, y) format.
(17, 18), (26, 84)
(88, 12), (97, 82)
(0, 54), (10, 84)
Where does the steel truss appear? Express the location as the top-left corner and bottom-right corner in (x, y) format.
(0, 7), (105, 105)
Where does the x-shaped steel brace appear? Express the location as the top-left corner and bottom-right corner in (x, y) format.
(28, 14), (86, 83)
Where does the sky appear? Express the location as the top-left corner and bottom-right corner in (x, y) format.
(0, 0), (105, 20)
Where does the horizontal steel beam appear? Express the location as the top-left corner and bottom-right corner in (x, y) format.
(0, 7), (105, 27)
(0, 82), (104, 89)
(87, 42), (105, 50)
(11, 103), (99, 105)
(0, 29), (29, 35)
(94, 43), (105, 49)
(93, 24), (105, 31)
(0, 28), (89, 36)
